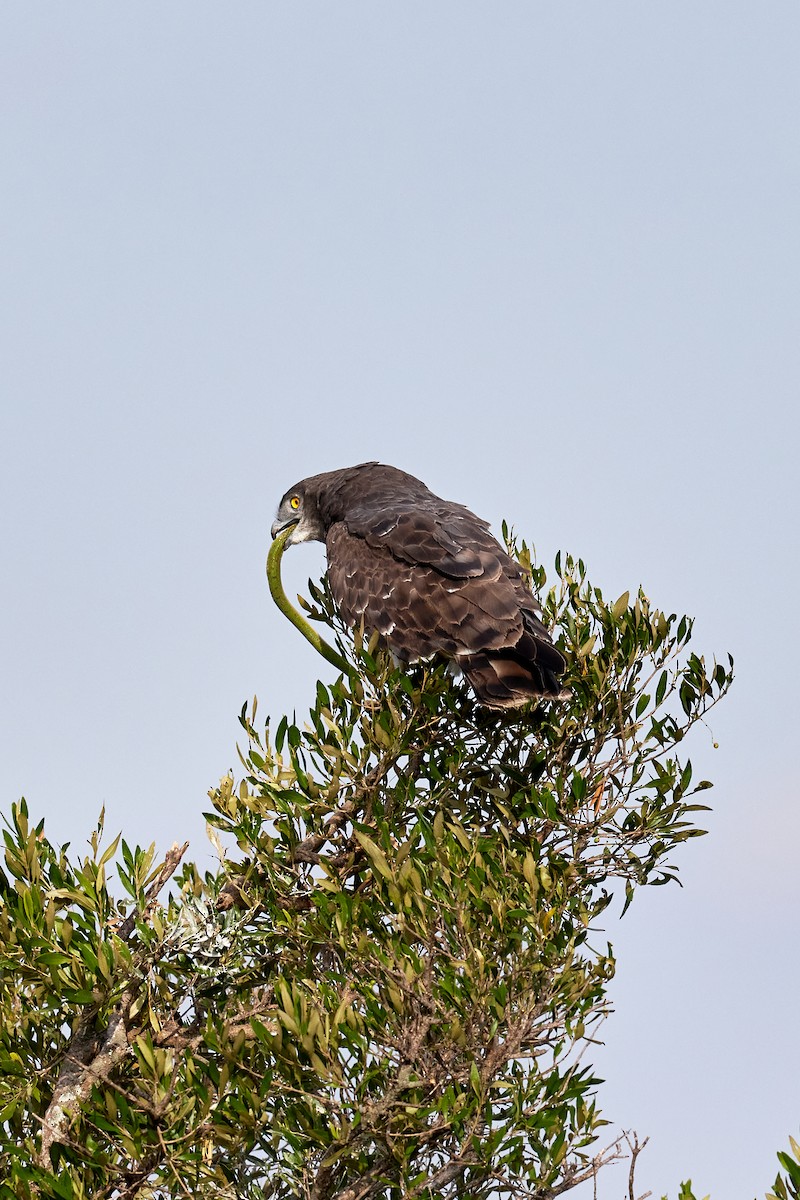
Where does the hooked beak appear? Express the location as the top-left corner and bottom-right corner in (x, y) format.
(271, 517), (299, 542)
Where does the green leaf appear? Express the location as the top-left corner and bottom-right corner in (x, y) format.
(612, 591), (630, 619)
(353, 830), (392, 879)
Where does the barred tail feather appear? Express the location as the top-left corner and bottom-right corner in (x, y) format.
(458, 644), (566, 709)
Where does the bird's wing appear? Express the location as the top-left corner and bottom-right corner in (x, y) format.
(341, 498), (505, 580)
(326, 523), (528, 661)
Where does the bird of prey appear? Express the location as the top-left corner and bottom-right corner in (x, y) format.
(271, 463), (566, 708)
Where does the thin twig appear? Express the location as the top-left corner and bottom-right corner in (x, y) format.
(625, 1131), (651, 1200)
(117, 840), (190, 941)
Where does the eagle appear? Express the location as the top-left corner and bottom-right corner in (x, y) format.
(270, 463), (566, 709)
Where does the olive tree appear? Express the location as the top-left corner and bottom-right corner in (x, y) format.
(0, 536), (741, 1199)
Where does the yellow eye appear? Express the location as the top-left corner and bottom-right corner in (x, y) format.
(290, 496), (300, 510)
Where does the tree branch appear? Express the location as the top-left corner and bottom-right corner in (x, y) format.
(37, 841), (189, 1172)
(37, 1005), (130, 1171)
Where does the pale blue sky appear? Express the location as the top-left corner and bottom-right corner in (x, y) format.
(1, 5), (798, 1197)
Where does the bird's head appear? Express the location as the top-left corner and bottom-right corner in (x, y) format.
(271, 481), (325, 546)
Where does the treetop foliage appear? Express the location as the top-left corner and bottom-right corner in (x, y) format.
(0, 534), (780, 1200)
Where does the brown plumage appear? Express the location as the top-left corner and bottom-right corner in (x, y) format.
(271, 463), (566, 708)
